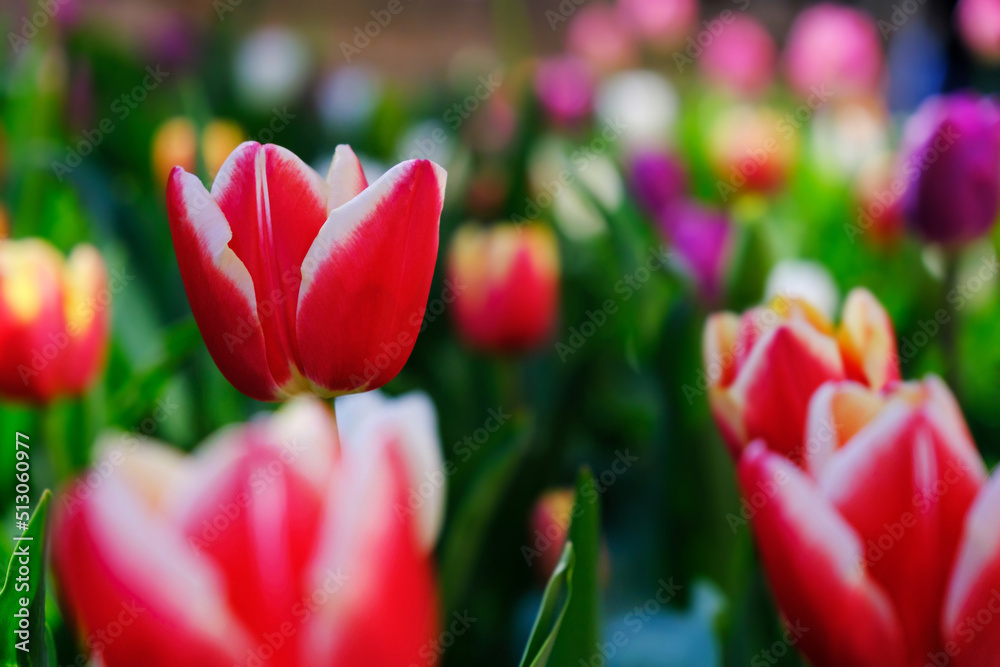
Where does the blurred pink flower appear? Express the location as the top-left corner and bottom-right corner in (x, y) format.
(534, 55), (594, 125)
(701, 15), (776, 96)
(957, 0), (1000, 62)
(567, 4), (637, 72)
(659, 201), (733, 303)
(617, 0), (697, 47)
(783, 4), (883, 99)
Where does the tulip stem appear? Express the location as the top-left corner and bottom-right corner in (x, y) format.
(942, 251), (960, 390)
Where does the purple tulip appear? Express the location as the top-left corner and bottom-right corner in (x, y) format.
(901, 93), (1000, 245)
(628, 150), (688, 219)
(659, 201), (733, 302)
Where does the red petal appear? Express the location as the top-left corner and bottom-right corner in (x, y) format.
(61, 244), (110, 394)
(326, 144), (369, 210)
(815, 378), (987, 664)
(296, 159), (446, 394)
(738, 441), (907, 667)
(166, 166), (280, 401)
(943, 467), (1000, 667)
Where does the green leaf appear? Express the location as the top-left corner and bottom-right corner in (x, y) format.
(0, 490), (52, 667)
(439, 417), (534, 615)
(548, 467), (602, 665)
(518, 542), (575, 667)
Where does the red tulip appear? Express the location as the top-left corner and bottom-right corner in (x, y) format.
(702, 288), (898, 459)
(448, 223), (560, 354)
(0, 238), (109, 402)
(528, 488), (575, 580)
(166, 142), (446, 401)
(739, 376), (1000, 667)
(53, 392), (445, 666)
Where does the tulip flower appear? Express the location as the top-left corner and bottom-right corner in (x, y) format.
(738, 376), (1000, 667)
(534, 55), (594, 126)
(659, 201), (733, 303)
(152, 117), (244, 185)
(783, 4), (883, 100)
(165, 142), (446, 401)
(567, 4), (637, 73)
(764, 260), (839, 322)
(900, 93), (1000, 245)
(957, 0), (1000, 63)
(702, 288), (898, 459)
(617, 0), (696, 48)
(700, 15), (777, 97)
(0, 238), (109, 402)
(528, 488), (575, 580)
(53, 391), (445, 666)
(707, 105), (795, 195)
(853, 154), (905, 245)
(627, 149), (688, 219)
(447, 223), (560, 354)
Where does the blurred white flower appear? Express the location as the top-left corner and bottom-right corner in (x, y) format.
(316, 66), (382, 132)
(595, 70), (678, 151)
(765, 259), (839, 321)
(234, 26), (311, 111)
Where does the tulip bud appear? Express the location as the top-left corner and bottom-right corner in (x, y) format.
(53, 393), (445, 666)
(529, 488), (575, 580)
(659, 201), (733, 303)
(783, 4), (883, 100)
(534, 55), (594, 126)
(567, 4), (637, 73)
(627, 149), (688, 219)
(152, 117), (244, 186)
(617, 0), (697, 48)
(707, 105), (796, 194)
(166, 142), (446, 401)
(957, 0), (1000, 63)
(703, 287), (898, 460)
(853, 153), (905, 245)
(739, 376), (992, 666)
(0, 238), (109, 402)
(448, 223), (560, 354)
(700, 15), (776, 97)
(900, 93), (1000, 245)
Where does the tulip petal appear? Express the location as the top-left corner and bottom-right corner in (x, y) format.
(327, 144), (369, 210)
(943, 467), (1000, 667)
(296, 159), (446, 394)
(335, 390), (445, 551)
(838, 287), (899, 391)
(62, 244), (110, 394)
(738, 441), (907, 667)
(729, 320), (845, 459)
(166, 166), (279, 401)
(804, 380), (885, 476)
(53, 467), (249, 666)
(210, 142), (330, 391)
(815, 379), (987, 663)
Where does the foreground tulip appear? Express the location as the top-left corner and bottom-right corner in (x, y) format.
(739, 376), (1000, 667)
(53, 392), (445, 666)
(783, 4), (882, 100)
(957, 0), (1000, 63)
(0, 238), (109, 402)
(900, 93), (1000, 245)
(166, 142), (446, 401)
(448, 223), (560, 354)
(702, 288), (898, 459)
(152, 117), (244, 186)
(700, 15), (776, 97)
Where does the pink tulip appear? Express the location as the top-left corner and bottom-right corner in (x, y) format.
(703, 288), (898, 460)
(53, 392), (445, 666)
(533, 55), (595, 126)
(166, 142), (446, 401)
(739, 376), (1000, 666)
(617, 0), (697, 47)
(957, 0), (1000, 62)
(783, 4), (883, 100)
(0, 238), (109, 402)
(700, 15), (776, 97)
(567, 4), (637, 72)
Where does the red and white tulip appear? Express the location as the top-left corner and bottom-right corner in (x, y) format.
(740, 376), (1000, 667)
(0, 238), (109, 402)
(166, 142), (447, 401)
(703, 288), (898, 459)
(53, 391), (445, 666)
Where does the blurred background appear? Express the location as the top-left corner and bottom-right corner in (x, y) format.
(3, 0), (1000, 665)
